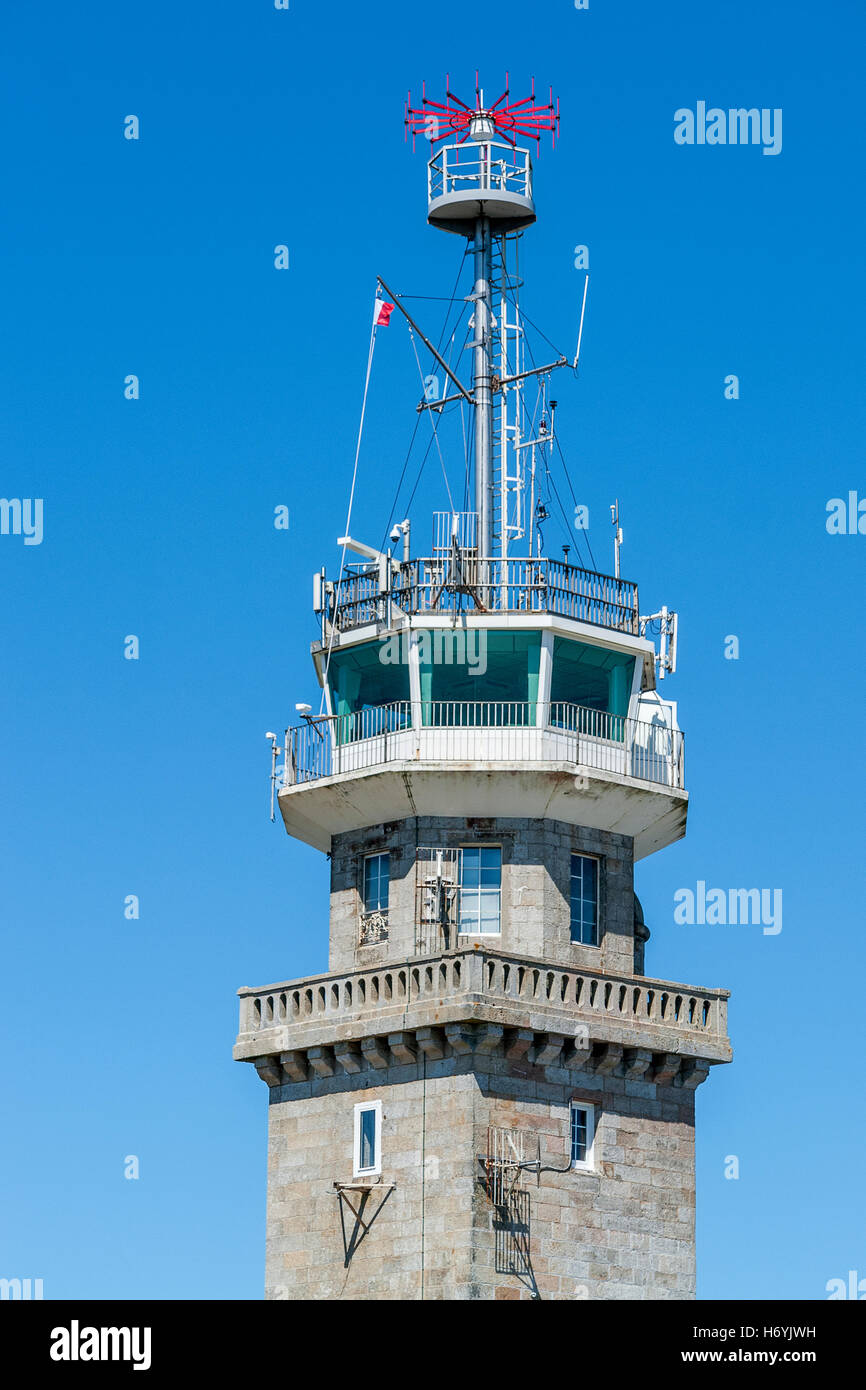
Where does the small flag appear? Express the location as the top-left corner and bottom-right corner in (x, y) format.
(373, 297), (394, 327)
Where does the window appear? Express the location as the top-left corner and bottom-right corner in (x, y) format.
(570, 853), (599, 945)
(570, 1102), (596, 1170)
(418, 630), (542, 726)
(363, 853), (390, 913)
(327, 641), (410, 727)
(353, 1101), (382, 1177)
(459, 846), (501, 935)
(549, 636), (635, 724)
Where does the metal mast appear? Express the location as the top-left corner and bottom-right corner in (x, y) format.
(406, 77), (560, 564)
(473, 212), (493, 558)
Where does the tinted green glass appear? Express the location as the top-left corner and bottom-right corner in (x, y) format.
(550, 637), (635, 720)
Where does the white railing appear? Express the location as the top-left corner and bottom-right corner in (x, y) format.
(284, 702), (684, 790)
(428, 141), (532, 204)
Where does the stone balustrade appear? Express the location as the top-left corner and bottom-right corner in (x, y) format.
(235, 947), (730, 1079)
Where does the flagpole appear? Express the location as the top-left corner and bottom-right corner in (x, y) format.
(376, 275), (473, 404)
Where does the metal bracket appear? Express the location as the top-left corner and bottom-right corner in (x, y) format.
(639, 606), (678, 680)
(333, 1181), (397, 1266)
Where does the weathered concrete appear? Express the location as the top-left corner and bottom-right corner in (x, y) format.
(278, 763), (687, 861)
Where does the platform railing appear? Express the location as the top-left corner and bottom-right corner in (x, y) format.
(283, 701), (684, 790)
(328, 556), (639, 635)
(428, 141), (532, 203)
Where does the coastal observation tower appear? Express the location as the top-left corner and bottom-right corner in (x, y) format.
(234, 77), (731, 1301)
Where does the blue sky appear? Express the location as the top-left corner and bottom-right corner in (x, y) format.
(1, 0), (864, 1300)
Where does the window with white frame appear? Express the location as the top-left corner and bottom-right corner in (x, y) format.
(458, 846), (501, 935)
(570, 853), (599, 946)
(363, 853), (390, 913)
(570, 1101), (596, 1170)
(353, 1100), (382, 1178)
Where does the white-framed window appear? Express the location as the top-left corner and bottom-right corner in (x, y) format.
(458, 845), (501, 935)
(570, 853), (599, 946)
(363, 853), (390, 913)
(353, 1100), (382, 1178)
(570, 1101), (596, 1171)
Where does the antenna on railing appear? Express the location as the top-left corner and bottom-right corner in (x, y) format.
(266, 732), (284, 822)
(610, 499), (622, 580)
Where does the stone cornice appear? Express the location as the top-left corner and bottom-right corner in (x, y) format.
(249, 1024), (714, 1092)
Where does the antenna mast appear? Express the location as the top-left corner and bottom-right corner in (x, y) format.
(473, 211), (494, 558)
(611, 499), (622, 579)
(406, 77), (560, 562)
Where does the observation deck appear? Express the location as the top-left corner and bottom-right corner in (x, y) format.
(277, 700), (687, 859)
(427, 140), (536, 234)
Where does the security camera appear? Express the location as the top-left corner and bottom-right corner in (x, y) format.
(390, 526), (401, 543)
(295, 703), (312, 716)
(265, 731), (277, 741)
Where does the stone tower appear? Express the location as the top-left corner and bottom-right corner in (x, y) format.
(234, 81), (731, 1301)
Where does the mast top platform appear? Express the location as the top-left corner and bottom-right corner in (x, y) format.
(406, 75), (559, 236)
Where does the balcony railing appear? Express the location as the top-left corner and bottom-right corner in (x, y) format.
(326, 556), (639, 637)
(237, 948), (727, 1049)
(284, 701), (684, 791)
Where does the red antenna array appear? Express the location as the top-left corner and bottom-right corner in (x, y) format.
(405, 74), (560, 151)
